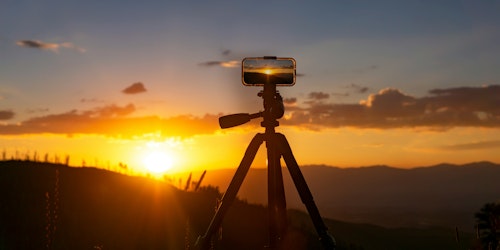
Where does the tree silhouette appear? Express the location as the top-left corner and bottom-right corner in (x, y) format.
(475, 202), (500, 250)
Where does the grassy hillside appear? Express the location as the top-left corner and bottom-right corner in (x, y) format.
(0, 160), (475, 249)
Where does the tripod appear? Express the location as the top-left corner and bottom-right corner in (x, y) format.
(196, 83), (335, 249)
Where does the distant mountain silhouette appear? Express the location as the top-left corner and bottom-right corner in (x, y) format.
(0, 160), (476, 249)
(194, 161), (500, 231)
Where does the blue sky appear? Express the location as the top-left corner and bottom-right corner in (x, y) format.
(2, 1), (499, 119)
(1, 1), (500, 170)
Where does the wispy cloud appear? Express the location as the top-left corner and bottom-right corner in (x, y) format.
(346, 83), (369, 94)
(25, 108), (49, 114)
(122, 82), (147, 94)
(198, 60), (239, 68)
(282, 85), (500, 129)
(308, 91), (330, 100)
(439, 140), (500, 151)
(88, 103), (136, 117)
(80, 98), (105, 103)
(16, 40), (86, 53)
(0, 110), (15, 120)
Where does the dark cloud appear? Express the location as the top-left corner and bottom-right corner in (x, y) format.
(283, 97), (297, 105)
(16, 40), (86, 53)
(308, 92), (330, 100)
(282, 85), (500, 129)
(0, 104), (219, 138)
(198, 60), (239, 68)
(122, 82), (147, 94)
(346, 83), (369, 94)
(427, 86), (500, 115)
(16, 40), (58, 50)
(330, 84), (368, 98)
(222, 49), (231, 56)
(0, 110), (15, 120)
(439, 140), (500, 151)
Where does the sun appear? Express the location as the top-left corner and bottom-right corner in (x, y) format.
(142, 150), (174, 174)
(134, 139), (183, 176)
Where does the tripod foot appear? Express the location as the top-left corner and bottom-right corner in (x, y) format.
(194, 235), (209, 250)
(320, 232), (336, 250)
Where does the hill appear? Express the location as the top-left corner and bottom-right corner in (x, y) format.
(0, 160), (475, 249)
(192, 162), (500, 231)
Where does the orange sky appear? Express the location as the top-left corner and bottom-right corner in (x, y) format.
(2, 114), (499, 177)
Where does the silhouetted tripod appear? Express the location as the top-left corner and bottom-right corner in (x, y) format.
(196, 82), (336, 249)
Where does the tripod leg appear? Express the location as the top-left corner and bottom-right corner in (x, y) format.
(266, 134), (287, 248)
(195, 133), (265, 250)
(276, 133), (336, 250)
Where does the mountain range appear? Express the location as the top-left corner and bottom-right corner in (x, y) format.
(188, 161), (500, 231)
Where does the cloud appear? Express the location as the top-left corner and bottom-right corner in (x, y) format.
(80, 98), (105, 103)
(16, 40), (58, 50)
(330, 84), (369, 98)
(59, 42), (86, 53)
(87, 103), (136, 117)
(354, 65), (379, 74)
(439, 140), (500, 151)
(427, 86), (500, 115)
(122, 82), (147, 94)
(346, 83), (369, 94)
(0, 110), (15, 120)
(0, 104), (220, 138)
(26, 108), (49, 114)
(3, 85), (498, 136)
(283, 97), (297, 105)
(222, 49), (231, 56)
(16, 40), (86, 53)
(282, 85), (500, 129)
(198, 60), (239, 68)
(331, 92), (349, 98)
(308, 92), (330, 100)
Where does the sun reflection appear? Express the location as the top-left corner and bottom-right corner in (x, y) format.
(264, 68), (273, 75)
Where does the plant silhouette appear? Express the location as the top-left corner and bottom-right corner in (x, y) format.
(475, 202), (500, 250)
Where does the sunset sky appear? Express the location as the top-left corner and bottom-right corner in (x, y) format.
(1, 1), (499, 175)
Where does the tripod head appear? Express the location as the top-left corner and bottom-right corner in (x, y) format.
(218, 87), (284, 129)
(219, 56), (294, 129)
